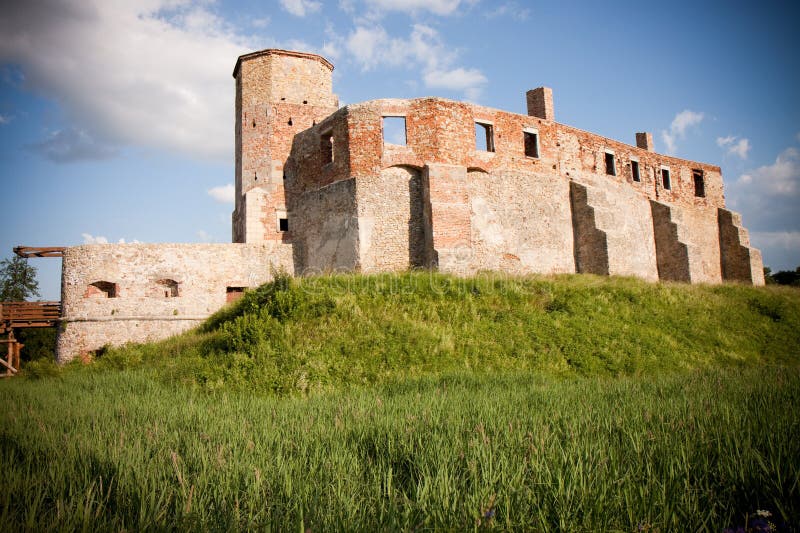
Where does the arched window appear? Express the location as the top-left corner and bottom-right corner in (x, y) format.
(85, 281), (117, 298)
(155, 279), (180, 298)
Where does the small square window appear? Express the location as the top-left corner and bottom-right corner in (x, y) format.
(631, 160), (641, 182)
(320, 130), (333, 165)
(693, 170), (705, 197)
(661, 167), (671, 190)
(604, 152), (616, 176)
(226, 287), (245, 303)
(524, 130), (539, 158)
(279, 218), (289, 232)
(475, 122), (495, 152)
(382, 116), (407, 146)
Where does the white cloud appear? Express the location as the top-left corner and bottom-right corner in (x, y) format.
(717, 135), (750, 159)
(345, 26), (390, 69)
(660, 110), (704, 155)
(251, 17), (270, 28)
(0, 0), (256, 161)
(29, 128), (118, 162)
(751, 231), (800, 251)
(81, 233), (140, 244)
(485, 2), (530, 20)
(82, 233), (108, 244)
(196, 229), (215, 242)
(0, 114), (10, 124)
(423, 68), (487, 91)
(208, 183), (235, 203)
(362, 0), (464, 16)
(738, 147), (799, 195)
(750, 231), (800, 271)
(279, 0), (322, 17)
(342, 24), (484, 99)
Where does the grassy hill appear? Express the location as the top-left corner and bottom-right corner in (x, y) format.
(55, 271), (800, 392)
(3, 272), (799, 531)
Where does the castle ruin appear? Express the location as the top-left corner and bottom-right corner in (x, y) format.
(54, 49), (764, 362)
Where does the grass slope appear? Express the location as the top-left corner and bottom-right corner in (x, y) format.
(49, 271), (800, 393)
(3, 273), (799, 531)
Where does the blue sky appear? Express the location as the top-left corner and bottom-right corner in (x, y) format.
(1, 0), (798, 300)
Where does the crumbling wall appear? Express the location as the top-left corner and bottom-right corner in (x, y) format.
(719, 208), (765, 285)
(290, 179), (360, 274)
(468, 169), (575, 274)
(57, 243), (292, 362)
(569, 176), (658, 280)
(357, 165), (427, 271)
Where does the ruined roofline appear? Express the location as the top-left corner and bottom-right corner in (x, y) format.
(340, 96), (722, 172)
(232, 49), (334, 78)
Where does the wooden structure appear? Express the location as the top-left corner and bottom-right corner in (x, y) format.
(0, 301), (61, 377)
(14, 246), (65, 258)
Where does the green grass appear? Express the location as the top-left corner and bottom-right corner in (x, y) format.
(3, 272), (800, 530)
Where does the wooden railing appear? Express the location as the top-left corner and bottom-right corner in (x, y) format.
(0, 302), (61, 377)
(0, 301), (61, 329)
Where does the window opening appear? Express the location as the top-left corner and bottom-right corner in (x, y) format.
(661, 167), (671, 190)
(382, 116), (407, 146)
(631, 160), (641, 182)
(604, 151), (616, 176)
(475, 122), (495, 152)
(279, 218), (289, 232)
(226, 287), (245, 303)
(693, 170), (705, 197)
(320, 130), (333, 164)
(86, 281), (117, 299)
(524, 130), (539, 158)
(288, 118), (293, 126)
(156, 279), (179, 298)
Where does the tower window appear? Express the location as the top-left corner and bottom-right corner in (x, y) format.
(279, 218), (289, 232)
(382, 116), (407, 146)
(661, 167), (671, 190)
(320, 130), (333, 165)
(524, 129), (539, 158)
(604, 151), (616, 176)
(475, 122), (495, 152)
(631, 160), (641, 182)
(693, 170), (705, 197)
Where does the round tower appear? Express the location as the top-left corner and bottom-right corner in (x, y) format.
(232, 49), (338, 243)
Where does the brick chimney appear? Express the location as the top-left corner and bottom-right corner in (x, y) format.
(636, 132), (654, 152)
(526, 87), (554, 121)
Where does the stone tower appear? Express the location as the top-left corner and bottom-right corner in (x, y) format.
(232, 49), (338, 243)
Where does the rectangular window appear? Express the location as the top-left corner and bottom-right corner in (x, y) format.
(661, 167), (671, 190)
(693, 170), (705, 197)
(604, 151), (616, 176)
(475, 122), (495, 152)
(524, 129), (539, 158)
(631, 160), (641, 182)
(382, 116), (407, 146)
(320, 130), (333, 164)
(226, 287), (245, 303)
(278, 218), (289, 232)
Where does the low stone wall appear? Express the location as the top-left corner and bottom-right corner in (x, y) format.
(57, 242), (292, 362)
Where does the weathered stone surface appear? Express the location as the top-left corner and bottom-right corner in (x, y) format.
(57, 243), (291, 362)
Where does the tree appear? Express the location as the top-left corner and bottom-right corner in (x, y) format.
(0, 256), (54, 362)
(0, 256), (40, 301)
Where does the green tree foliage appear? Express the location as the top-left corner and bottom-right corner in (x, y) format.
(0, 256), (40, 301)
(765, 265), (800, 286)
(0, 256), (54, 361)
